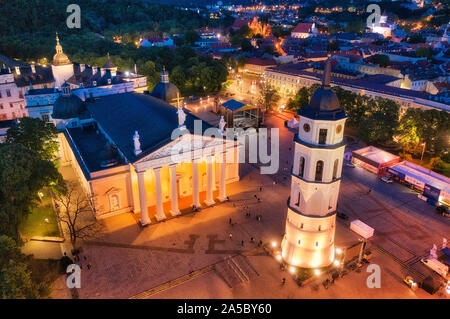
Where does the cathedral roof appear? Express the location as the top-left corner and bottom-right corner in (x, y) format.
(52, 94), (87, 119)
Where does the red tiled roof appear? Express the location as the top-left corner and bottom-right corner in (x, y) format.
(292, 23), (313, 34)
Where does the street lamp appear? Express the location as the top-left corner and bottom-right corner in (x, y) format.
(420, 142), (426, 162)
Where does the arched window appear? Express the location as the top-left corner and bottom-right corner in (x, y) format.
(318, 225), (322, 231)
(333, 159), (339, 180)
(299, 156), (305, 177)
(315, 161), (324, 181)
(318, 129), (327, 144)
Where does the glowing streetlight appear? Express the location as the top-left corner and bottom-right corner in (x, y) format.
(334, 260), (340, 267)
(276, 255), (282, 261)
(289, 266), (296, 274)
(271, 241), (277, 247)
(314, 269), (320, 276)
(336, 248), (342, 255)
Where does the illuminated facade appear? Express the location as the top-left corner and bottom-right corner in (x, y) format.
(281, 59), (347, 268)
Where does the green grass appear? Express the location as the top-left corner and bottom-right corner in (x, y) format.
(20, 190), (60, 238)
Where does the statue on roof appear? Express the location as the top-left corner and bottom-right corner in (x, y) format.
(133, 131), (142, 155)
(219, 116), (226, 135)
(177, 107), (186, 128)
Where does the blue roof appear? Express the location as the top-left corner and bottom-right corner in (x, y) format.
(222, 99), (246, 111)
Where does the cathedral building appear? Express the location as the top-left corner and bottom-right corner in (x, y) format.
(54, 88), (239, 223)
(26, 34), (147, 123)
(281, 58), (347, 268)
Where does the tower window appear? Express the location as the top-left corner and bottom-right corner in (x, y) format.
(318, 129), (327, 144)
(300, 223), (304, 229)
(318, 225), (322, 231)
(315, 241), (319, 247)
(333, 159), (339, 180)
(297, 239), (301, 245)
(315, 161), (324, 182)
(299, 156), (305, 177)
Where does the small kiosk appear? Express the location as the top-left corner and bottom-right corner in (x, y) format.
(352, 146), (400, 176)
(220, 99), (259, 129)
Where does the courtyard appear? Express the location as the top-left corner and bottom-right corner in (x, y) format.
(51, 114), (449, 299)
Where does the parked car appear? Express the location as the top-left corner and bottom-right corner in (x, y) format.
(337, 212), (349, 220)
(381, 176), (393, 184)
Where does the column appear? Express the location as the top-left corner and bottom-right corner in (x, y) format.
(192, 161), (200, 208)
(169, 164), (180, 216)
(218, 154), (227, 202)
(204, 158), (215, 206)
(153, 168), (166, 221)
(137, 171), (150, 226)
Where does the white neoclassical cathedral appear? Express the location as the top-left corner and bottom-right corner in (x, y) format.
(281, 58), (347, 269)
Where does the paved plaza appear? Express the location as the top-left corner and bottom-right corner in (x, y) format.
(51, 114), (449, 299)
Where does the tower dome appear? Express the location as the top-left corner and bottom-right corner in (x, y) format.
(151, 67), (180, 103)
(53, 33), (71, 66)
(306, 58), (340, 111)
(52, 83), (86, 119)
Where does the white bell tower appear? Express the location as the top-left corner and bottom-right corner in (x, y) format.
(281, 58), (347, 269)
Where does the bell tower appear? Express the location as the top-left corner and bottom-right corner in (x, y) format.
(281, 58), (347, 269)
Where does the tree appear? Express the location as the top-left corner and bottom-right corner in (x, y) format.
(51, 183), (102, 249)
(0, 235), (47, 299)
(240, 38), (253, 52)
(0, 144), (64, 239)
(372, 54), (390, 67)
(183, 30), (199, 46)
(357, 98), (399, 144)
(257, 82), (280, 124)
(416, 47), (433, 60)
(287, 85), (320, 111)
(6, 117), (58, 162)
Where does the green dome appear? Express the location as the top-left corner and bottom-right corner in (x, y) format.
(52, 94), (86, 119)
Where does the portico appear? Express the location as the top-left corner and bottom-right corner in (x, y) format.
(132, 135), (238, 226)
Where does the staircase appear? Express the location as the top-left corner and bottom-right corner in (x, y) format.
(214, 255), (259, 288)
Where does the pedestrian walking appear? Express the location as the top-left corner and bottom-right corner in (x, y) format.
(229, 233), (233, 240)
(87, 263), (91, 270)
(282, 278), (286, 285)
(241, 240), (244, 247)
(229, 218), (232, 225)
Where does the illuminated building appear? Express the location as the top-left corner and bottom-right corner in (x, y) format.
(281, 59), (347, 268)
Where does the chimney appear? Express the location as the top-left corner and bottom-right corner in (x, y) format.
(31, 64), (36, 73)
(80, 64), (85, 72)
(15, 66), (21, 75)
